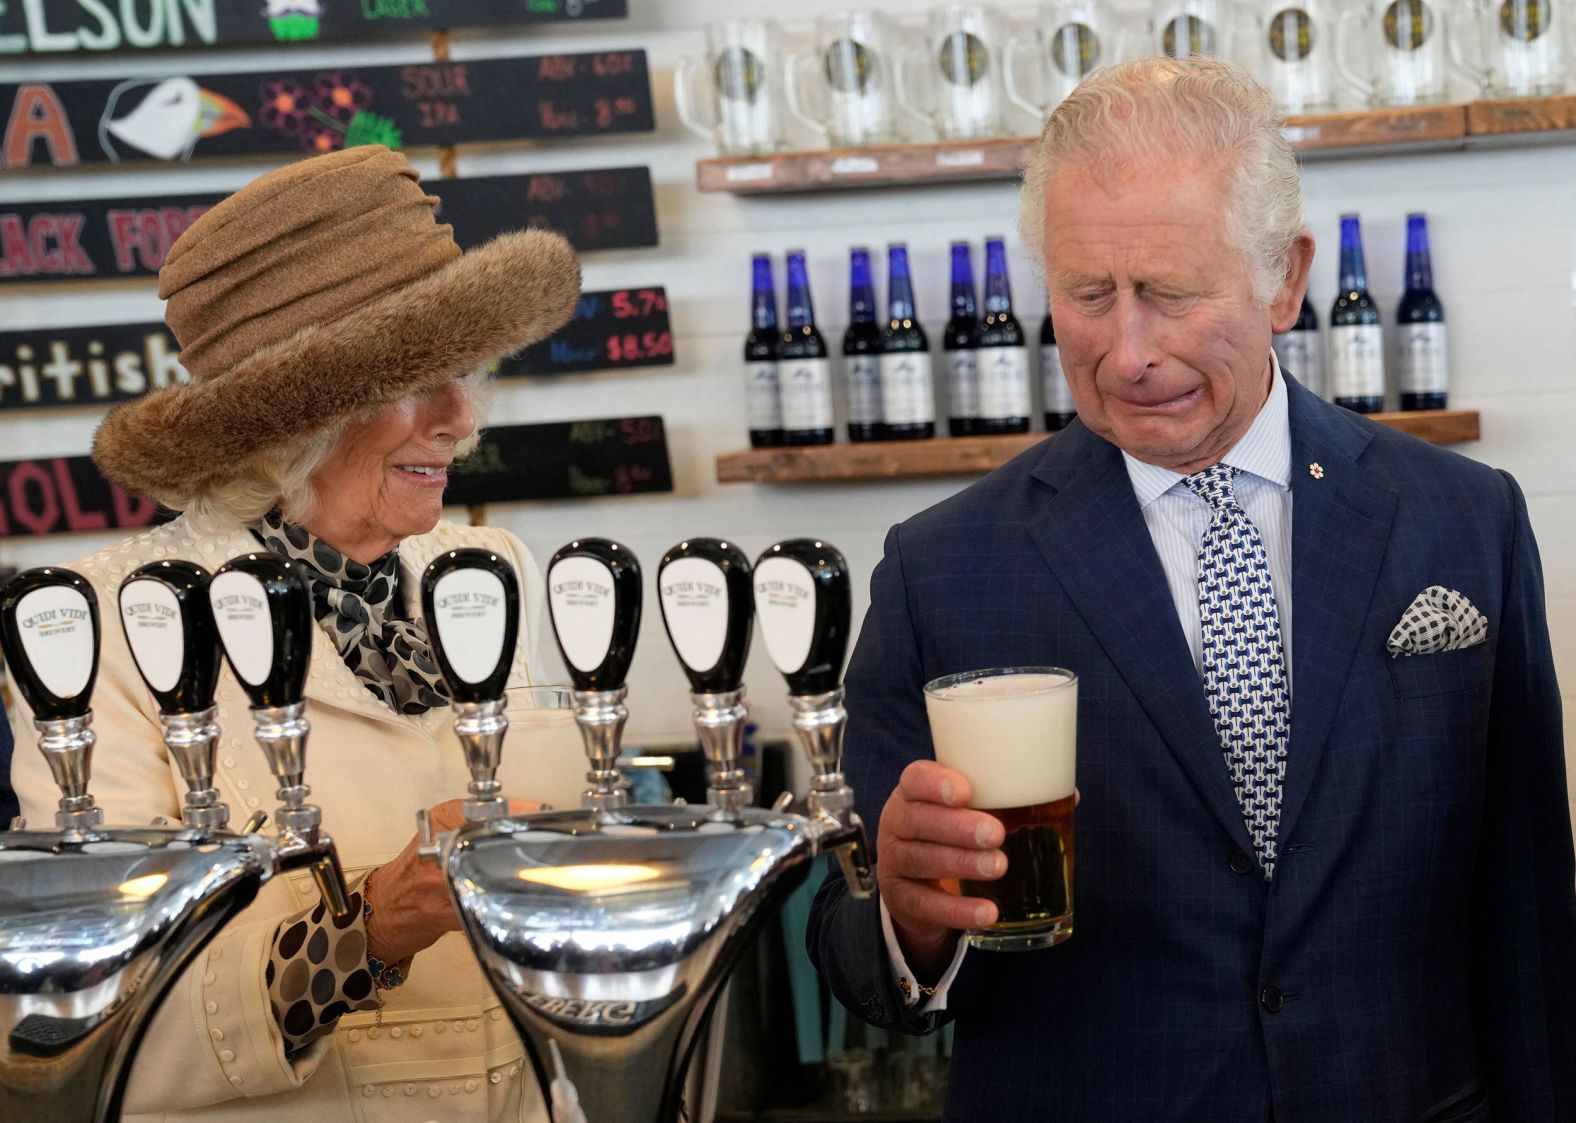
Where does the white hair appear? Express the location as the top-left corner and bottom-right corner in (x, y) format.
(176, 367), (493, 526)
(1017, 56), (1306, 306)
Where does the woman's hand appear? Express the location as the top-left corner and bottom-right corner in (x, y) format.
(364, 798), (539, 966)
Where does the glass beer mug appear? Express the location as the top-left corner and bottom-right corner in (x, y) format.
(1148, 0), (1229, 59)
(1450, 0), (1569, 98)
(786, 11), (903, 148)
(1006, 0), (1126, 119)
(1248, 0), (1340, 112)
(1336, 0), (1454, 106)
(897, 4), (1012, 141)
(674, 18), (786, 155)
(925, 667), (1079, 951)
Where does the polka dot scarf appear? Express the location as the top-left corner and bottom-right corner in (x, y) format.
(251, 510), (450, 715)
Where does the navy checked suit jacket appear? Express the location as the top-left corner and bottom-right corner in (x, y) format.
(807, 375), (1576, 1123)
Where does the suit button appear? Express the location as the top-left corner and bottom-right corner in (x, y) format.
(1260, 985), (1285, 1014)
(1229, 851), (1257, 876)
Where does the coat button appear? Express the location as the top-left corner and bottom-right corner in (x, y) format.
(1260, 985), (1286, 1014)
(410, 1025), (423, 1038)
(465, 1079), (478, 1092)
(1229, 851), (1256, 876)
(490, 1072), (502, 1084)
(219, 1049), (235, 1063)
(389, 1026), (402, 1038)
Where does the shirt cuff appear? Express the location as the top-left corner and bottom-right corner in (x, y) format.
(878, 896), (969, 1014)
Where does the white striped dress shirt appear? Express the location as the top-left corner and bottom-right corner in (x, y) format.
(1120, 358), (1294, 676)
(885, 355), (1296, 1012)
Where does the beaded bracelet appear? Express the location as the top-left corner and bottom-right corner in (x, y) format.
(362, 876), (408, 992)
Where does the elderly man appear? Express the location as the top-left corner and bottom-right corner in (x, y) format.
(808, 57), (1576, 1122)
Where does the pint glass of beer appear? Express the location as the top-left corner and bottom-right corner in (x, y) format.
(923, 667), (1077, 951)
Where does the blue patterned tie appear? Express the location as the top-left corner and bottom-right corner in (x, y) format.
(1184, 465), (1290, 880)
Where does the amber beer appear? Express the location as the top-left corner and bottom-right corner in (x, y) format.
(923, 667), (1077, 951)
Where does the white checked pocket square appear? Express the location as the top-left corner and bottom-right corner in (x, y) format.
(1386, 585), (1488, 657)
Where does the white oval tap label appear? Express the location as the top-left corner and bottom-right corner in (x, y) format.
(15, 585), (95, 701)
(431, 568), (509, 685)
(120, 578), (183, 695)
(548, 555), (617, 674)
(209, 571), (274, 687)
(753, 557), (816, 676)
(659, 556), (730, 674)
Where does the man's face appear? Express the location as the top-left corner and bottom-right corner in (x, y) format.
(1043, 155), (1310, 472)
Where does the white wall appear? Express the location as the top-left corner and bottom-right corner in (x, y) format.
(2, 2), (1573, 823)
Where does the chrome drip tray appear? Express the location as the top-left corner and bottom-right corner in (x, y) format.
(446, 805), (819, 1123)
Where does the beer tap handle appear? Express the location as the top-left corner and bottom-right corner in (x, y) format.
(210, 553), (352, 922)
(421, 549), (520, 822)
(754, 539), (874, 898)
(659, 539), (756, 812)
(547, 539), (641, 811)
(120, 561), (229, 830)
(0, 567), (104, 833)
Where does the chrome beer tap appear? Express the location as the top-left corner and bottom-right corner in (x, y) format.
(545, 537), (642, 813)
(413, 537), (878, 1123)
(1, 568), (104, 835)
(656, 538), (756, 814)
(119, 561), (234, 831)
(0, 566), (275, 1122)
(753, 539), (875, 898)
(419, 547), (521, 831)
(209, 553), (353, 922)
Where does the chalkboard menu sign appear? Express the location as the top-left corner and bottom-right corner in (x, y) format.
(0, 167), (656, 284)
(446, 417), (672, 505)
(0, 454), (164, 539)
(0, 0), (627, 57)
(499, 287), (673, 378)
(1, 52), (653, 169)
(0, 322), (187, 410)
(0, 288), (671, 410)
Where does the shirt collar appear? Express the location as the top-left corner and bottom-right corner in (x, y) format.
(1120, 353), (1292, 509)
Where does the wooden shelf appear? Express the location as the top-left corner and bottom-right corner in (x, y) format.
(697, 98), (1576, 194)
(715, 410), (1480, 484)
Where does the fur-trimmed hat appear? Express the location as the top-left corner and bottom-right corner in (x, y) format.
(93, 145), (581, 503)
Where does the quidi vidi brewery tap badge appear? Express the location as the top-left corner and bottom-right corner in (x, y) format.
(121, 581), (183, 694)
(1384, 0), (1434, 49)
(16, 586), (94, 699)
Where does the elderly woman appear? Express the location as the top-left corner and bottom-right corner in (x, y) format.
(8, 146), (579, 1121)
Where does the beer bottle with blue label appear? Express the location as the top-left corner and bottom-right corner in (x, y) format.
(779, 250), (834, 445)
(975, 237), (1031, 435)
(1396, 213), (1447, 411)
(1041, 308), (1076, 431)
(943, 242), (981, 437)
(745, 253), (783, 447)
(1329, 214), (1385, 414)
(1272, 295), (1325, 399)
(880, 243), (935, 440)
(843, 248), (885, 442)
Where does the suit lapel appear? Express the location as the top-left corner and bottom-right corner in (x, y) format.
(1277, 381), (1397, 846)
(1025, 426), (1255, 853)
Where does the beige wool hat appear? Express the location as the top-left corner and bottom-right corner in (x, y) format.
(93, 144), (581, 502)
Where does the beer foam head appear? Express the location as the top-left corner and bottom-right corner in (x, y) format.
(924, 670), (1077, 810)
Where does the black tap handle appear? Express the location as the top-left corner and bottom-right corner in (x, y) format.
(420, 549), (520, 705)
(209, 553), (312, 709)
(119, 561), (220, 716)
(657, 538), (754, 694)
(546, 538), (642, 694)
(753, 539), (852, 697)
(0, 567), (100, 721)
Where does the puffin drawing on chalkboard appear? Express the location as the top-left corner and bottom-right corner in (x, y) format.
(99, 78), (252, 163)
